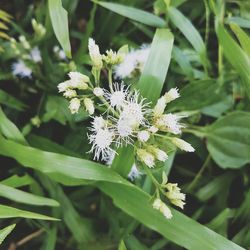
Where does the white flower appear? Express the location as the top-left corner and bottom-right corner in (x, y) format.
(104, 150), (116, 166)
(171, 138), (195, 152)
(63, 89), (77, 98)
(89, 128), (114, 160)
(137, 130), (150, 142)
(12, 60), (32, 78)
(152, 198), (172, 219)
(102, 49), (124, 65)
(153, 96), (166, 117)
(68, 71), (89, 90)
(69, 98), (80, 114)
(30, 47), (42, 62)
(148, 126), (158, 134)
(93, 87), (104, 97)
(114, 45), (150, 79)
(116, 116), (134, 145)
(164, 88), (180, 103)
(104, 83), (128, 108)
(136, 149), (155, 168)
(128, 164), (142, 181)
(147, 146), (168, 162)
(53, 46), (66, 60)
(84, 98), (95, 115)
(155, 113), (183, 134)
(19, 35), (30, 50)
(165, 183), (186, 209)
(58, 80), (70, 93)
(91, 116), (106, 131)
(88, 38), (103, 68)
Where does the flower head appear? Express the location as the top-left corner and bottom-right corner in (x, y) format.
(30, 47), (42, 62)
(88, 38), (103, 68)
(147, 146), (168, 162)
(152, 198), (172, 219)
(153, 96), (167, 117)
(12, 60), (32, 78)
(137, 130), (150, 142)
(93, 87), (104, 97)
(68, 71), (89, 90)
(102, 49), (124, 66)
(164, 88), (180, 103)
(69, 98), (80, 114)
(63, 89), (77, 98)
(171, 138), (195, 152)
(165, 183), (186, 209)
(84, 98), (95, 115)
(128, 164), (142, 181)
(136, 148), (155, 168)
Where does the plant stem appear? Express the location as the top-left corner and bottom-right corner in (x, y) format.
(108, 68), (113, 93)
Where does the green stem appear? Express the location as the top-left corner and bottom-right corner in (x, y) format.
(108, 68), (113, 93)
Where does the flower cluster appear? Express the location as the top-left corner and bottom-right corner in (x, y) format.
(58, 38), (194, 219)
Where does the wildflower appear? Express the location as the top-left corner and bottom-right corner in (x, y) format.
(89, 128), (114, 160)
(137, 130), (150, 142)
(12, 60), (32, 78)
(88, 38), (103, 68)
(128, 164), (142, 181)
(136, 148), (155, 168)
(148, 126), (158, 134)
(19, 35), (30, 50)
(84, 98), (95, 115)
(155, 113), (183, 134)
(104, 83), (128, 108)
(93, 87), (104, 97)
(152, 198), (172, 219)
(63, 89), (77, 98)
(116, 116), (134, 145)
(102, 49), (124, 66)
(69, 98), (80, 114)
(164, 88), (180, 103)
(147, 146), (168, 162)
(153, 96), (166, 117)
(90, 116), (107, 132)
(165, 183), (186, 209)
(58, 80), (70, 93)
(68, 71), (89, 90)
(171, 138), (195, 152)
(30, 47), (42, 63)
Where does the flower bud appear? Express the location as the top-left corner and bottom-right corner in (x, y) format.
(152, 198), (172, 219)
(165, 183), (186, 209)
(171, 138), (195, 152)
(136, 149), (155, 168)
(93, 87), (104, 97)
(69, 98), (80, 114)
(137, 130), (150, 142)
(63, 89), (77, 98)
(153, 96), (166, 116)
(19, 35), (30, 50)
(84, 98), (95, 115)
(164, 88), (180, 103)
(147, 146), (168, 162)
(88, 38), (103, 69)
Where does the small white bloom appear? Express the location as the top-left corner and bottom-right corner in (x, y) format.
(93, 87), (104, 97)
(84, 98), (95, 115)
(137, 149), (155, 168)
(155, 113), (183, 134)
(116, 116), (134, 144)
(165, 183), (186, 209)
(69, 98), (80, 114)
(164, 88), (180, 103)
(171, 138), (195, 152)
(68, 71), (89, 90)
(152, 198), (172, 219)
(58, 80), (71, 92)
(53, 46), (67, 60)
(88, 38), (103, 68)
(128, 164), (142, 181)
(147, 146), (168, 162)
(148, 126), (158, 134)
(91, 116), (106, 131)
(89, 128), (114, 160)
(102, 49), (124, 65)
(137, 130), (150, 142)
(19, 35), (30, 50)
(63, 89), (77, 98)
(30, 47), (42, 62)
(12, 60), (32, 78)
(153, 96), (166, 117)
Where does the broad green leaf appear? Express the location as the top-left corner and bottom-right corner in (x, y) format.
(0, 205), (58, 220)
(0, 134), (130, 186)
(205, 111), (250, 168)
(0, 183), (59, 207)
(216, 23), (250, 98)
(98, 183), (243, 250)
(42, 227), (57, 250)
(112, 29), (174, 176)
(168, 7), (208, 68)
(170, 79), (233, 116)
(1, 174), (34, 188)
(118, 240), (127, 250)
(97, 1), (166, 28)
(48, 0), (71, 58)
(225, 16), (250, 29)
(230, 23), (250, 57)
(0, 89), (27, 111)
(0, 224), (15, 245)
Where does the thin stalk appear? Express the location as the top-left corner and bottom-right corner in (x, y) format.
(108, 68), (113, 93)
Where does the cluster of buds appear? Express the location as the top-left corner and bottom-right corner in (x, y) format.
(58, 72), (95, 115)
(58, 38), (194, 219)
(31, 18), (46, 39)
(152, 173), (186, 219)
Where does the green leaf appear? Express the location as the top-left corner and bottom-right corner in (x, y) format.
(112, 29), (174, 176)
(96, 1), (166, 28)
(118, 240), (127, 250)
(0, 183), (59, 207)
(230, 23), (250, 57)
(0, 205), (58, 220)
(48, 0), (71, 58)
(1, 174), (34, 188)
(0, 90), (27, 111)
(205, 111), (250, 168)
(98, 183), (243, 250)
(168, 7), (208, 68)
(0, 224), (16, 245)
(216, 23), (250, 98)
